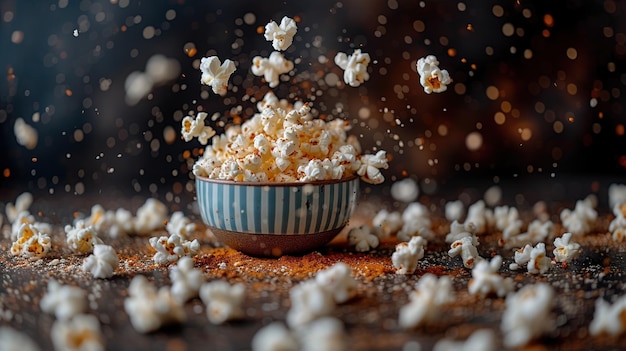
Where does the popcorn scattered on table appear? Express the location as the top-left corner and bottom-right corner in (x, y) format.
(124, 275), (186, 333)
(609, 203), (626, 242)
(10, 211), (35, 241)
(465, 200), (491, 235)
(181, 112), (216, 145)
(527, 242), (551, 274)
(392, 236), (427, 274)
(449, 236), (482, 269)
(314, 262), (357, 304)
(504, 219), (554, 249)
(264, 16), (298, 51)
(416, 55), (451, 94)
(559, 197), (597, 236)
(251, 51), (294, 88)
(334, 49), (371, 87)
(445, 220), (477, 244)
(398, 202), (433, 241)
(14, 117), (38, 150)
(432, 329), (496, 351)
(468, 255), (513, 298)
(40, 280), (86, 321)
(149, 233), (200, 265)
(0, 326), (41, 351)
(65, 221), (103, 254)
(501, 283), (554, 348)
(390, 178), (419, 203)
(103, 208), (134, 238)
(608, 183), (626, 210)
(199, 56), (236, 95)
(494, 206), (522, 240)
(10, 223), (52, 260)
(51, 314), (104, 351)
(82, 244), (119, 279)
(199, 280), (246, 324)
(589, 295), (626, 336)
(83, 204), (106, 231)
(286, 280), (335, 329)
(170, 257), (205, 303)
(296, 317), (348, 351)
(509, 244), (532, 271)
(252, 322), (298, 351)
(445, 200), (465, 222)
(134, 198), (168, 235)
(372, 209), (403, 238)
(399, 273), (454, 329)
(348, 225), (379, 252)
(553, 233), (581, 263)
(5, 192), (33, 223)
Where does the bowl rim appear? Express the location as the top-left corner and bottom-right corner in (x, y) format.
(195, 174), (358, 187)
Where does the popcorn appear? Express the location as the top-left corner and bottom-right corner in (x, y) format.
(416, 55), (451, 94)
(371, 209), (403, 238)
(527, 242), (551, 274)
(314, 262), (357, 304)
(123, 275), (186, 333)
(5, 192), (33, 223)
(0, 327), (41, 351)
(392, 236), (427, 275)
(296, 317), (348, 351)
(264, 16), (298, 51)
(166, 211), (197, 240)
(501, 283), (554, 348)
(199, 280), (246, 324)
(398, 202), (433, 241)
(14, 117), (38, 150)
(509, 244), (532, 270)
(444, 220), (477, 244)
(82, 244), (119, 279)
(504, 219), (554, 249)
(559, 197), (597, 236)
(251, 51), (294, 88)
(286, 280), (335, 329)
(83, 204), (106, 231)
(181, 112), (216, 145)
(51, 314), (104, 351)
(252, 322), (298, 351)
(398, 274), (454, 329)
(133, 198), (168, 235)
(10, 211), (35, 241)
(356, 150), (388, 185)
(149, 233), (200, 265)
(103, 208), (134, 238)
(589, 295), (626, 336)
(334, 49), (371, 87)
(170, 257), (204, 303)
(468, 255), (513, 298)
(465, 200), (491, 234)
(609, 203), (626, 242)
(448, 236), (482, 269)
(493, 206), (522, 240)
(347, 225), (379, 252)
(553, 233), (581, 263)
(10, 223), (51, 260)
(40, 280), (86, 321)
(390, 178), (419, 203)
(432, 329), (496, 351)
(608, 183), (626, 210)
(199, 56), (236, 95)
(65, 221), (103, 254)
(444, 200), (465, 222)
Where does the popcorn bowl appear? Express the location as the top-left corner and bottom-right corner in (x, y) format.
(196, 176), (359, 257)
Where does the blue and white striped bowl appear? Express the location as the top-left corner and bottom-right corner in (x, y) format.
(196, 176), (359, 256)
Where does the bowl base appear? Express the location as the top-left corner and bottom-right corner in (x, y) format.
(209, 227), (345, 257)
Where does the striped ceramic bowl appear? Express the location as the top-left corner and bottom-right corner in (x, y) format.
(196, 176), (359, 256)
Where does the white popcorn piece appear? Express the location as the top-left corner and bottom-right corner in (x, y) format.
(251, 322), (298, 351)
(609, 203), (626, 242)
(199, 56), (236, 95)
(465, 200), (490, 234)
(199, 280), (246, 324)
(493, 206), (523, 240)
(5, 192), (33, 223)
(390, 178), (419, 203)
(14, 117), (38, 150)
(40, 280), (86, 321)
(145, 54), (180, 84)
(445, 200), (465, 222)
(504, 219), (554, 249)
(149, 233), (200, 265)
(124, 275), (186, 333)
(559, 197), (597, 236)
(134, 198), (168, 235)
(527, 242), (551, 274)
(509, 244), (532, 270)
(433, 329), (496, 351)
(392, 236), (427, 275)
(181, 112), (216, 145)
(334, 49), (371, 87)
(166, 211), (197, 239)
(553, 233), (581, 263)
(398, 202), (433, 242)
(297, 317), (348, 351)
(0, 327), (41, 351)
(356, 150), (388, 185)
(82, 244), (119, 279)
(589, 295), (626, 336)
(445, 220), (477, 244)
(468, 255), (513, 298)
(399, 274), (454, 329)
(251, 51), (294, 88)
(448, 236), (482, 269)
(347, 225), (380, 252)
(416, 55), (451, 94)
(286, 280), (335, 329)
(10, 223), (51, 260)
(264, 16), (297, 51)
(609, 184), (626, 210)
(83, 204), (107, 232)
(170, 257), (205, 304)
(10, 211), (35, 241)
(51, 314), (104, 351)
(314, 262), (357, 304)
(103, 208), (134, 238)
(501, 283), (554, 348)
(372, 209), (403, 238)
(65, 221), (103, 254)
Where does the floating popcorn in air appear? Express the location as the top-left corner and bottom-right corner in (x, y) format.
(392, 236), (427, 274)
(264, 16), (298, 51)
(124, 275), (186, 333)
(14, 117), (38, 150)
(124, 71), (153, 105)
(296, 317), (348, 351)
(445, 200), (465, 222)
(286, 280), (335, 329)
(399, 274), (454, 329)
(432, 329), (496, 351)
(51, 314), (104, 351)
(40, 280), (86, 321)
(5, 192), (33, 223)
(170, 257), (205, 303)
(501, 283), (554, 348)
(468, 255), (513, 298)
(553, 233), (581, 263)
(589, 295), (626, 336)
(199, 280), (246, 324)
(390, 178), (419, 203)
(559, 197), (597, 236)
(82, 244), (119, 279)
(251, 322), (298, 351)
(10, 223), (51, 260)
(347, 225), (379, 252)
(356, 151), (388, 185)
(416, 55), (451, 94)
(334, 49), (370, 87)
(315, 262), (357, 304)
(149, 233), (200, 265)
(449, 236), (482, 269)
(251, 51), (294, 88)
(504, 219), (554, 249)
(145, 54), (180, 84)
(372, 209), (403, 238)
(134, 198), (168, 235)
(65, 221), (103, 254)
(493, 206), (523, 240)
(445, 220), (477, 244)
(199, 56), (236, 95)
(0, 327), (41, 351)
(181, 112), (216, 145)
(608, 184), (626, 210)
(527, 242), (551, 274)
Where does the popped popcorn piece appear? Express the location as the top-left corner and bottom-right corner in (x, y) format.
(0, 327), (41, 351)
(145, 54), (180, 84)
(10, 223), (51, 260)
(504, 219), (554, 249)
(123, 275), (186, 333)
(416, 55), (451, 94)
(398, 202), (433, 241)
(264, 16), (297, 51)
(553, 233), (581, 263)
(65, 221), (103, 254)
(251, 322), (298, 351)
(356, 150), (388, 185)
(297, 317), (348, 351)
(51, 314), (104, 351)
(589, 295), (626, 336)
(608, 183), (626, 210)
(334, 49), (371, 87)
(10, 211), (35, 241)
(286, 280), (335, 329)
(444, 220), (477, 244)
(133, 198), (168, 235)
(398, 274), (454, 329)
(559, 197), (597, 236)
(392, 236), (427, 274)
(103, 208), (134, 238)
(444, 200), (465, 222)
(251, 51), (294, 88)
(170, 257), (205, 303)
(83, 204), (106, 231)
(5, 192), (33, 223)
(372, 209), (403, 238)
(465, 200), (491, 235)
(432, 329), (496, 351)
(181, 112), (216, 145)
(314, 262), (357, 304)
(199, 280), (246, 324)
(14, 117), (38, 150)
(527, 242), (551, 274)
(166, 211), (197, 239)
(493, 206), (522, 240)
(509, 244), (532, 270)
(40, 280), (86, 321)
(501, 283), (554, 348)
(82, 244), (119, 279)
(347, 225), (379, 252)
(448, 236), (482, 269)
(149, 233), (200, 265)
(199, 56), (236, 95)
(609, 203), (626, 242)
(468, 256), (513, 298)
(390, 178), (419, 203)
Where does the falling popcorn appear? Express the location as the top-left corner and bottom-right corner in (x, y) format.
(251, 51), (294, 88)
(181, 112), (216, 145)
(334, 49), (370, 87)
(199, 56), (236, 96)
(13, 117), (38, 150)
(416, 55), (451, 94)
(264, 16), (297, 51)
